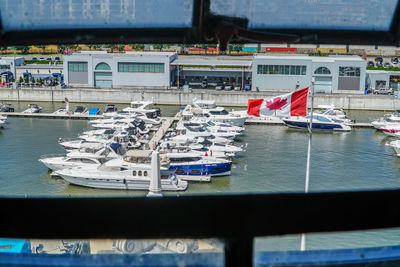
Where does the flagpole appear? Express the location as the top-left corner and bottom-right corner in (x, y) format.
(301, 77), (315, 251)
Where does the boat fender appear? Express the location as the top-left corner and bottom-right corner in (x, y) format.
(205, 152), (208, 156)
(123, 179), (126, 184)
(210, 150), (212, 156)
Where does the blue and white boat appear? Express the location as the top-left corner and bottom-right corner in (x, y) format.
(282, 114), (352, 131)
(163, 152), (232, 178)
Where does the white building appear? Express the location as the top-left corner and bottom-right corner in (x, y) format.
(252, 54), (367, 93)
(63, 51), (178, 89)
(366, 70), (400, 91)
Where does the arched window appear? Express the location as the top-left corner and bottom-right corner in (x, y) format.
(314, 67), (331, 75)
(95, 62), (111, 70)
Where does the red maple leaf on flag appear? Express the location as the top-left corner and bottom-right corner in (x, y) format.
(266, 97), (287, 111)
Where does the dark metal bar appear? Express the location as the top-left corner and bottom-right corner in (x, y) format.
(1, 189), (400, 239)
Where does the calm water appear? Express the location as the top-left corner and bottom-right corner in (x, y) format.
(1, 102), (400, 250)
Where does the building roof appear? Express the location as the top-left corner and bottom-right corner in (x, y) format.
(171, 58), (252, 66)
(253, 54), (365, 62)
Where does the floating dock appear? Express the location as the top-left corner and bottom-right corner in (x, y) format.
(1, 111), (374, 128)
(0, 112), (104, 120)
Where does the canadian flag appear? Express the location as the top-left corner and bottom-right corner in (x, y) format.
(247, 87), (309, 117)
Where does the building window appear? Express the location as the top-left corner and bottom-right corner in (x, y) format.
(118, 63), (165, 73)
(0, 65), (10, 70)
(68, 62), (88, 72)
(257, 65), (307, 76)
(314, 67), (331, 75)
(95, 62), (111, 70)
(339, 67), (360, 77)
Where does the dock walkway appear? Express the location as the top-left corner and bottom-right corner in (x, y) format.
(125, 114), (180, 157)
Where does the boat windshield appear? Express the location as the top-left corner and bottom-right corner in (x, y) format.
(210, 110), (229, 115)
(168, 156), (201, 163)
(146, 112), (157, 119)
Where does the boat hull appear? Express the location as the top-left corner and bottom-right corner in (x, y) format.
(168, 162), (232, 177)
(283, 119), (351, 131)
(56, 169), (187, 191)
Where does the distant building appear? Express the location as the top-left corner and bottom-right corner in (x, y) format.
(63, 51), (177, 89)
(252, 54), (367, 93)
(0, 56), (25, 82)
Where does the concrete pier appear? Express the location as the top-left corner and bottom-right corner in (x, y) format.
(1, 87), (400, 111)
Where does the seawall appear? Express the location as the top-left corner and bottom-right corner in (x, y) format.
(1, 88), (400, 111)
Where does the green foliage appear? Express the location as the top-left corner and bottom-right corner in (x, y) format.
(19, 77), (23, 83)
(25, 60), (52, 64)
(366, 66), (400, 71)
(31, 77), (35, 84)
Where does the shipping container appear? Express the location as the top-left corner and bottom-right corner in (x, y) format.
(265, 47), (297, 53)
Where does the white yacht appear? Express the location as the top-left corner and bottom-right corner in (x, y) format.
(314, 105), (350, 123)
(23, 104), (42, 113)
(74, 106), (87, 114)
(0, 114), (7, 128)
(176, 122), (240, 139)
(54, 157), (187, 191)
(120, 100), (161, 125)
(283, 114), (352, 131)
(53, 107), (69, 114)
(39, 142), (124, 171)
(387, 139), (400, 155)
(103, 104), (118, 117)
(191, 99), (248, 126)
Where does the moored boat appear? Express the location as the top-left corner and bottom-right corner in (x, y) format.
(283, 114), (352, 131)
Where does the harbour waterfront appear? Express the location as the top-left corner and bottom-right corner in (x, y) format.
(1, 103), (400, 250)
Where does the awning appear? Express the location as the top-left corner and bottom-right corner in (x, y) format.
(0, 71), (13, 76)
(31, 74), (52, 79)
(23, 72), (31, 76)
(52, 73), (61, 77)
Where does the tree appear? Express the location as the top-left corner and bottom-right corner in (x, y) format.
(15, 46), (29, 54)
(31, 77), (35, 84)
(19, 77), (23, 84)
(153, 44), (170, 51)
(133, 44), (144, 51)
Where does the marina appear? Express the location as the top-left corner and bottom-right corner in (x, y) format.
(2, 103), (400, 250)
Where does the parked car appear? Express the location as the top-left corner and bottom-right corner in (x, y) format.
(373, 87), (394, 95)
(39, 57), (45, 61)
(384, 62), (391, 68)
(32, 57), (37, 61)
(46, 57), (52, 61)
(55, 56), (61, 61)
(224, 85), (233, 91)
(215, 85), (223, 90)
(368, 61), (374, 67)
(375, 56), (383, 63)
(376, 61), (383, 67)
